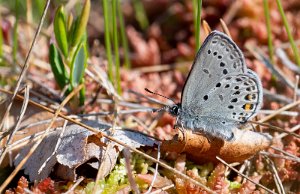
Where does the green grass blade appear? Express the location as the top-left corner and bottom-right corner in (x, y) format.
(276, 0), (300, 66)
(72, 0), (90, 47)
(70, 44), (86, 88)
(132, 0), (148, 30)
(54, 5), (68, 58)
(103, 0), (114, 82)
(112, 0), (122, 94)
(117, 0), (131, 69)
(0, 19), (3, 58)
(67, 13), (73, 33)
(13, 0), (20, 66)
(193, 0), (197, 32)
(49, 43), (69, 89)
(196, 0), (202, 51)
(263, 0), (274, 63)
(79, 79), (86, 106)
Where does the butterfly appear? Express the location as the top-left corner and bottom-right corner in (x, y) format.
(161, 31), (263, 141)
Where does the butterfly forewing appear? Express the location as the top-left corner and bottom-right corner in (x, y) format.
(182, 31), (248, 114)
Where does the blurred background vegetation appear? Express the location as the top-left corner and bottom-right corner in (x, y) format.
(0, 0), (300, 193)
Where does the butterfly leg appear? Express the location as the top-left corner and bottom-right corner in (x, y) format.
(173, 116), (179, 129)
(179, 121), (186, 134)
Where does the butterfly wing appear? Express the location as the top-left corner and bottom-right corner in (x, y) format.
(199, 71), (263, 122)
(179, 31), (263, 140)
(181, 31), (248, 112)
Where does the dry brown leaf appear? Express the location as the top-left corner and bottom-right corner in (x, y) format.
(14, 120), (158, 181)
(161, 129), (272, 163)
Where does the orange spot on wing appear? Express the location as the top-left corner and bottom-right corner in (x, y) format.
(246, 94), (252, 100)
(245, 103), (251, 111)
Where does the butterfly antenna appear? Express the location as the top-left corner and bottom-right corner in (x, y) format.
(144, 88), (176, 104)
(151, 106), (167, 113)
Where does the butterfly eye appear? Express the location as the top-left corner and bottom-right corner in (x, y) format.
(172, 106), (178, 114)
(171, 106), (179, 115)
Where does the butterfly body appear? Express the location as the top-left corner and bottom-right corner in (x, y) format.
(167, 31), (263, 141)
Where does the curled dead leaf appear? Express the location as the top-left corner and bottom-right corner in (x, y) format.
(161, 129), (272, 163)
(14, 120), (159, 181)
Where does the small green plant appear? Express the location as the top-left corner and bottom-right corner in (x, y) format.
(84, 158), (129, 194)
(49, 0), (90, 107)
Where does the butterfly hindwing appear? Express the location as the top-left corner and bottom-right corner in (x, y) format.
(199, 72), (263, 123)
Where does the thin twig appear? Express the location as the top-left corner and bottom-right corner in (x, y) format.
(263, 89), (293, 104)
(248, 120), (300, 138)
(145, 144), (161, 194)
(134, 61), (190, 74)
(10, 118), (64, 134)
(7, 130), (56, 152)
(277, 38), (300, 49)
(258, 99), (300, 123)
(97, 98), (154, 110)
(63, 176), (85, 194)
(263, 155), (285, 194)
(27, 74), (62, 101)
(262, 56), (299, 94)
(276, 48), (300, 74)
(202, 20), (211, 36)
(219, 19), (231, 39)
(123, 148), (140, 194)
(276, 124), (300, 139)
(293, 75), (299, 101)
(0, 86), (30, 164)
(29, 90), (62, 107)
(216, 156), (276, 194)
(259, 110), (298, 117)
(87, 65), (121, 100)
(78, 108), (153, 118)
(38, 120), (68, 173)
(260, 151), (300, 163)
(93, 100), (120, 194)
(0, 0), (51, 130)
(238, 160), (251, 183)
(247, 45), (300, 95)
(270, 146), (300, 162)
(149, 184), (174, 194)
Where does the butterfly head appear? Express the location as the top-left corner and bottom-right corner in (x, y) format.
(167, 103), (181, 117)
(152, 103), (181, 117)
(145, 88), (182, 117)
